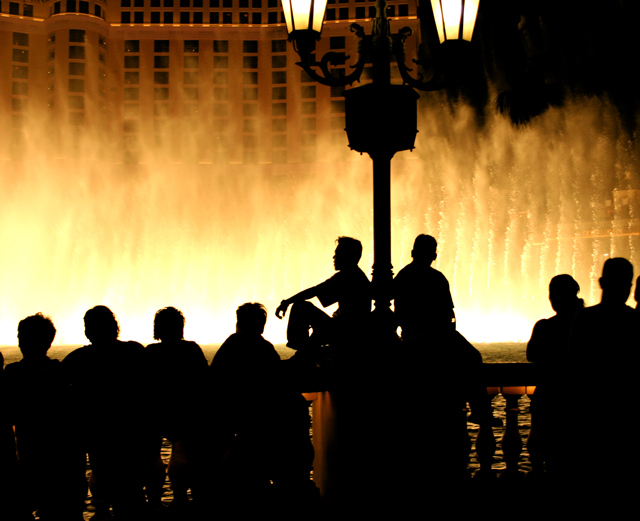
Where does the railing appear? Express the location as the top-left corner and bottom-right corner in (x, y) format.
(306, 363), (540, 499)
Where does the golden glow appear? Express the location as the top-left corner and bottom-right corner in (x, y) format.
(430, 0), (481, 43)
(280, 0), (327, 34)
(0, 95), (632, 347)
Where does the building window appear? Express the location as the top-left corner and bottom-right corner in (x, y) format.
(134, 0), (144, 5)
(272, 87), (286, 100)
(243, 88), (258, 100)
(54, 2), (61, 13)
(184, 88), (199, 100)
(151, 11), (160, 22)
(154, 87), (169, 99)
(121, 12), (131, 23)
(184, 40), (199, 53)
(214, 40), (228, 53)
(180, 12), (189, 23)
(124, 88), (139, 100)
(9, 2), (19, 15)
(69, 62), (85, 75)
(272, 119), (286, 131)
(154, 56), (169, 68)
(213, 72), (228, 84)
(95, 4), (102, 16)
(301, 85), (316, 99)
(23, 4), (33, 16)
(155, 40), (170, 52)
(67, 0), (76, 12)
(154, 72), (169, 84)
(180, 0), (189, 5)
(194, 12), (203, 23)
(272, 103), (286, 116)
(222, 0), (231, 6)
(302, 102), (316, 114)
(12, 82), (28, 95)
(164, 12), (173, 22)
(12, 49), (28, 63)
(69, 96), (85, 109)
(213, 56), (228, 68)
(125, 56), (140, 68)
(243, 104), (257, 117)
(69, 79), (85, 92)
(213, 87), (228, 100)
(124, 71), (140, 84)
(222, 12), (232, 23)
(243, 40), (258, 53)
(210, 0), (219, 6)
(268, 12), (277, 23)
(210, 12), (219, 23)
(125, 40), (140, 52)
(164, 0), (173, 5)
(243, 56), (258, 68)
(302, 118), (316, 131)
(79, 1), (89, 13)
(272, 39), (286, 53)
(134, 11), (144, 22)
(70, 29), (86, 43)
(399, 4), (408, 16)
(13, 33), (29, 46)
(184, 72), (199, 84)
(252, 13), (261, 23)
(99, 35), (107, 47)
(272, 55), (286, 68)
(272, 71), (286, 84)
(121, 0), (131, 6)
(243, 72), (258, 84)
(184, 56), (199, 68)
(69, 46), (85, 59)
(240, 12), (248, 23)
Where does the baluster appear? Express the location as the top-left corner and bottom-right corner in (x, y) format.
(524, 385), (544, 480)
(500, 387), (524, 480)
(473, 387), (498, 480)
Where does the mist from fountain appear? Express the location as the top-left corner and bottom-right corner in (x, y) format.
(0, 89), (636, 345)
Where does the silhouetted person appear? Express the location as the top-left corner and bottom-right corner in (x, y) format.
(393, 234), (455, 340)
(275, 237), (371, 353)
(635, 275), (640, 311)
(211, 303), (315, 516)
(526, 275), (584, 476)
(4, 313), (87, 521)
(63, 306), (154, 520)
(527, 274), (584, 367)
(145, 307), (209, 511)
(559, 258), (638, 506)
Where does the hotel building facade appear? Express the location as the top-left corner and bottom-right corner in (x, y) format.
(0, 0), (420, 164)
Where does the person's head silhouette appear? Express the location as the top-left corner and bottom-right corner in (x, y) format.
(84, 305), (120, 344)
(333, 236), (362, 271)
(549, 274), (581, 314)
(153, 307), (185, 342)
(17, 313), (56, 359)
(411, 234), (438, 265)
(236, 302), (268, 335)
(599, 257), (634, 305)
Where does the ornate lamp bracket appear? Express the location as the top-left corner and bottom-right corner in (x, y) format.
(291, 24), (368, 88)
(393, 27), (444, 92)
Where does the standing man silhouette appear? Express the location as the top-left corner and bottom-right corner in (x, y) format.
(275, 236), (371, 351)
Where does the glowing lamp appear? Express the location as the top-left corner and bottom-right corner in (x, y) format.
(430, 0), (480, 43)
(280, 0), (328, 38)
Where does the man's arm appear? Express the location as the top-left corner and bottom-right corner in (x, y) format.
(275, 286), (319, 318)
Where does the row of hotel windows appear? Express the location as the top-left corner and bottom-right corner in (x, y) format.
(51, 1), (105, 18)
(1, 2), (34, 16)
(119, 4), (406, 23)
(119, 0), (402, 6)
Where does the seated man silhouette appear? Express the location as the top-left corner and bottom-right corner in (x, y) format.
(275, 236), (371, 351)
(559, 258), (637, 502)
(4, 313), (87, 521)
(211, 303), (314, 511)
(145, 307), (209, 510)
(63, 306), (155, 520)
(393, 234), (455, 340)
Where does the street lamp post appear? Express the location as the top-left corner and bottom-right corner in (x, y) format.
(280, 0), (481, 319)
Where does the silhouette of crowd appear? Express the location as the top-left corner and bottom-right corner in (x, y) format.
(1, 234), (637, 519)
